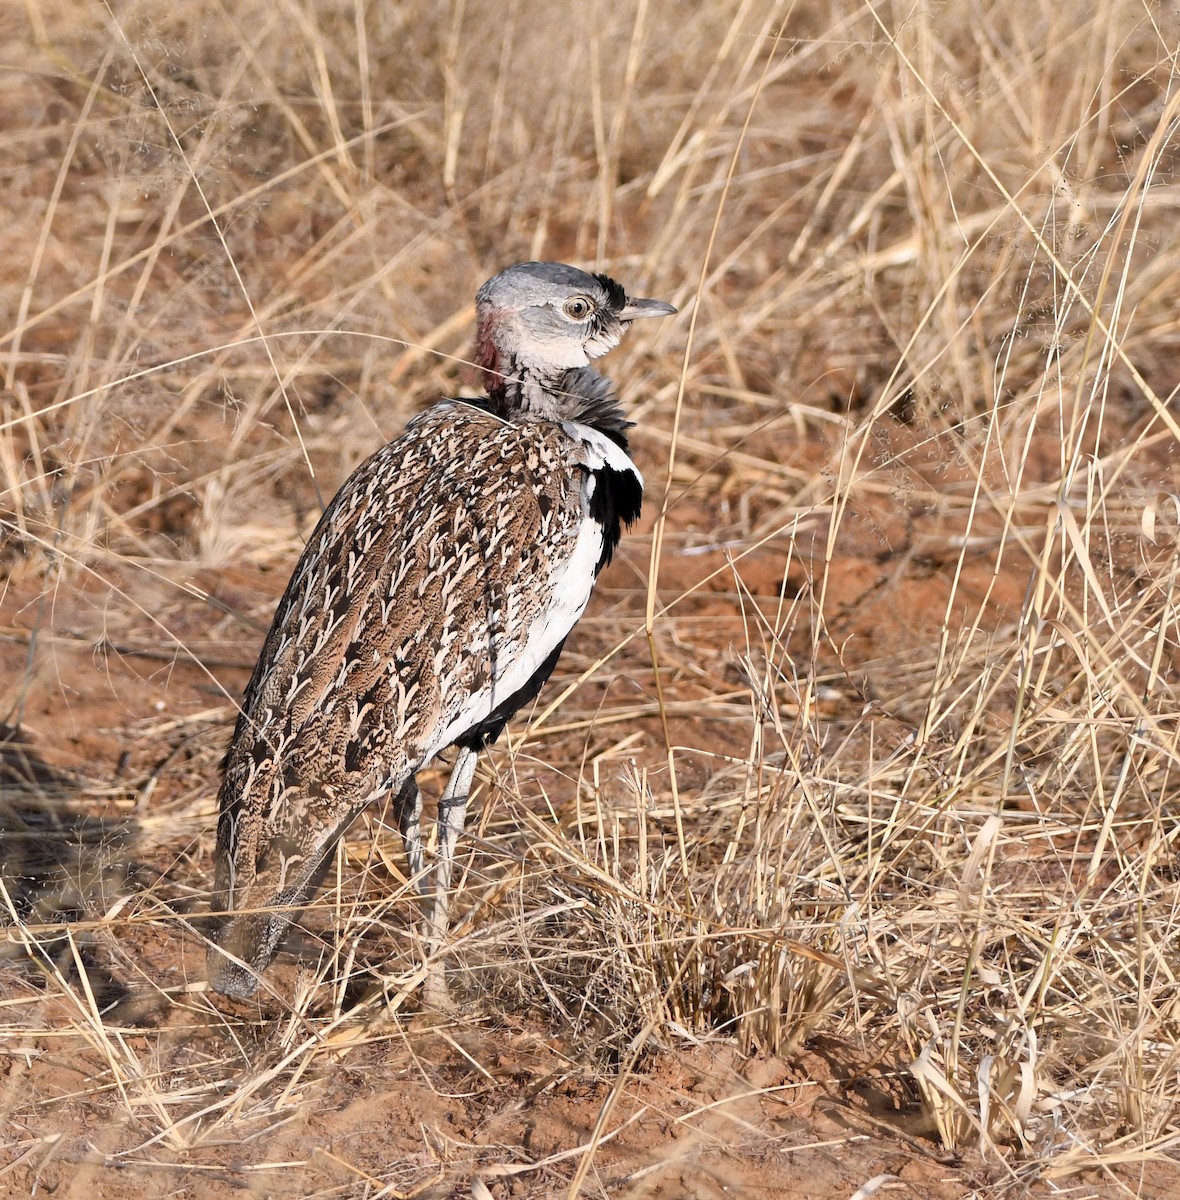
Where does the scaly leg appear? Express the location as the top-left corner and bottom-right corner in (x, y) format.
(422, 746), (478, 1007)
(394, 776), (427, 896)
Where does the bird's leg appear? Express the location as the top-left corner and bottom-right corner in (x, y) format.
(393, 776), (427, 897)
(422, 746), (478, 1007)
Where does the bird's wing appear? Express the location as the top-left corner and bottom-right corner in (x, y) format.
(216, 405), (601, 873)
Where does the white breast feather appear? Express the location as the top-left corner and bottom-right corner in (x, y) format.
(564, 421), (644, 487)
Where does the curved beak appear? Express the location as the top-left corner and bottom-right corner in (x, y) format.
(620, 295), (677, 321)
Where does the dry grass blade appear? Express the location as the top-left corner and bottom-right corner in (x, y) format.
(2, 1), (1180, 1198)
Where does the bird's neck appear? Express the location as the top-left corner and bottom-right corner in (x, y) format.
(485, 360), (632, 445)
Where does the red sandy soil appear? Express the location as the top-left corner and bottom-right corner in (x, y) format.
(1, 422), (1177, 1199)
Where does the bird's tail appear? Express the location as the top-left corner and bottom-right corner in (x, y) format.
(206, 787), (377, 999)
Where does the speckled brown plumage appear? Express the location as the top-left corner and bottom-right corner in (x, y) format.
(207, 262), (675, 1001)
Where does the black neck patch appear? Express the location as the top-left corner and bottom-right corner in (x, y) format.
(588, 462), (643, 573)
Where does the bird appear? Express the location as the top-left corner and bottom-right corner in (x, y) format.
(206, 261), (676, 1004)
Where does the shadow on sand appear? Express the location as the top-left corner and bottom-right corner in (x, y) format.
(0, 722), (140, 1013)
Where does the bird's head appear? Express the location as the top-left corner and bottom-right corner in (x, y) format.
(474, 262), (676, 395)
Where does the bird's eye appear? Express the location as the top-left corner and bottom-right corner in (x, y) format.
(562, 296), (595, 321)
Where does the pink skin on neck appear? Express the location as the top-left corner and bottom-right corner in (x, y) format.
(475, 309), (505, 394)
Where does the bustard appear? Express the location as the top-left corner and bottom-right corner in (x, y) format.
(206, 261), (676, 1002)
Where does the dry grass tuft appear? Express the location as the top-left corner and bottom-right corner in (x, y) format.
(3, 0), (1180, 1195)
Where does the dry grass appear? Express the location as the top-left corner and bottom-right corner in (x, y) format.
(3, 0), (1180, 1195)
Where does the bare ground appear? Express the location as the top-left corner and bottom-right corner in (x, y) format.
(3, 417), (1179, 1197)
